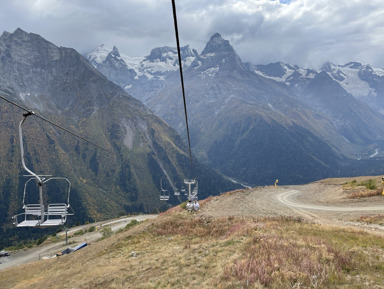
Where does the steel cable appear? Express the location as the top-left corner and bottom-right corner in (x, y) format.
(0, 94), (117, 156)
(171, 0), (194, 177)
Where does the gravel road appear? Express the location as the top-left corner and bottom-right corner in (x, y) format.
(199, 179), (384, 231)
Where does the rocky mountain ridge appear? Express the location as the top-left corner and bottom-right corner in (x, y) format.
(86, 33), (384, 185)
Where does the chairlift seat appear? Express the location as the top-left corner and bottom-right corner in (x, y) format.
(41, 203), (68, 226)
(160, 195), (170, 201)
(16, 220), (40, 227)
(46, 203), (68, 215)
(13, 204), (44, 227)
(24, 204), (44, 215)
(42, 219), (65, 226)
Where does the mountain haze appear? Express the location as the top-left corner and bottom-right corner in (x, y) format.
(86, 33), (384, 185)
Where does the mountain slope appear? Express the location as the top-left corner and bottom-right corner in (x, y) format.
(86, 33), (384, 185)
(143, 34), (351, 184)
(0, 29), (237, 247)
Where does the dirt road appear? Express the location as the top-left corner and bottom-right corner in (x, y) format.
(200, 178), (384, 231)
(0, 214), (157, 271)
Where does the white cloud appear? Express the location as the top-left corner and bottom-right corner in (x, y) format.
(0, 0), (383, 69)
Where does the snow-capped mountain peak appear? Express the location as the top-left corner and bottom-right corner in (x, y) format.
(323, 62), (376, 99)
(85, 44), (111, 64)
(251, 62), (317, 85)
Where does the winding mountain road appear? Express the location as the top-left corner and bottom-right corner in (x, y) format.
(200, 178), (384, 232)
(277, 189), (384, 212)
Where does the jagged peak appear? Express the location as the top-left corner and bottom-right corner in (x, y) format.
(110, 45), (120, 57)
(0, 28), (33, 42)
(201, 33), (235, 55)
(14, 27), (27, 34)
(0, 28), (27, 39)
(12, 28), (43, 41)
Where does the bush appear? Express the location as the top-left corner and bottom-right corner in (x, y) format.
(36, 235), (47, 246)
(358, 179), (377, 190)
(101, 227), (113, 239)
(88, 226), (96, 232)
(125, 219), (139, 230)
(180, 201), (187, 209)
(74, 229), (85, 236)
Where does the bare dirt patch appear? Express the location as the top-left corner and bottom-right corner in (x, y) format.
(199, 176), (384, 233)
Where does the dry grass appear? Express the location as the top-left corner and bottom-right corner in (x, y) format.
(359, 214), (384, 226)
(1, 210), (384, 288)
(342, 178), (383, 199)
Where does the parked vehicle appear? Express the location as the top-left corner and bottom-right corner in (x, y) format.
(0, 250), (9, 257)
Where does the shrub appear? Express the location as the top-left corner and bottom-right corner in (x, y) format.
(36, 235), (48, 246)
(358, 179), (377, 190)
(180, 201), (187, 210)
(125, 219), (139, 230)
(88, 226), (96, 232)
(101, 227), (113, 239)
(74, 229), (85, 236)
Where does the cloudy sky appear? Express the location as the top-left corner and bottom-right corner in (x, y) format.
(1, 0), (383, 69)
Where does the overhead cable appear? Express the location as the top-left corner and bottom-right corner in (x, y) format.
(171, 0), (194, 176)
(0, 94), (117, 156)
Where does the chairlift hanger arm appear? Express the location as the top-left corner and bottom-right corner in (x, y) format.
(19, 113), (43, 184)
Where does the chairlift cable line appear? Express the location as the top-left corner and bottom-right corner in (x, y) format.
(0, 94), (117, 156)
(171, 0), (194, 177)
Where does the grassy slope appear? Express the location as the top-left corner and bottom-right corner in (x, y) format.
(1, 196), (384, 289)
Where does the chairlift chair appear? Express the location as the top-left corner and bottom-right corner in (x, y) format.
(159, 190), (170, 201)
(159, 177), (170, 201)
(192, 181), (198, 196)
(12, 112), (74, 227)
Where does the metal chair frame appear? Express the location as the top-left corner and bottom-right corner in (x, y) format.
(12, 112), (73, 227)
